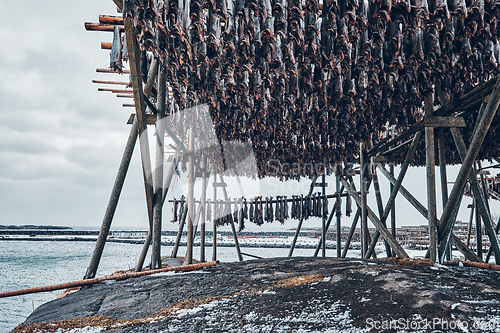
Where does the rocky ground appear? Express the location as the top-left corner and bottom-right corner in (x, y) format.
(13, 257), (500, 332)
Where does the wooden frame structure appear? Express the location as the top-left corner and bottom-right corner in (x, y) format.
(83, 0), (500, 279)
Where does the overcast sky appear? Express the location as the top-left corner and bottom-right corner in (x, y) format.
(0, 0), (495, 232)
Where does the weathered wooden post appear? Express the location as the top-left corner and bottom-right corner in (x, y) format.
(336, 171), (342, 257)
(212, 175), (217, 262)
(151, 67), (166, 269)
(424, 95), (438, 261)
(184, 128), (195, 265)
(360, 142), (368, 257)
(200, 155), (208, 262)
(322, 172), (327, 257)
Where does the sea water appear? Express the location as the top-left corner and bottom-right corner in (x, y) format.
(0, 240), (316, 332)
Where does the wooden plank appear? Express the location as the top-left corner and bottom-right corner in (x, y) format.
(99, 15), (123, 25)
(124, 17), (154, 235)
(127, 114), (156, 125)
(423, 116), (466, 128)
(101, 42), (112, 50)
(92, 80), (128, 85)
(96, 68), (130, 74)
(85, 22), (124, 32)
(98, 88), (133, 93)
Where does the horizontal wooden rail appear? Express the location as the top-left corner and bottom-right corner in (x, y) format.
(98, 88), (133, 93)
(96, 68), (130, 74)
(99, 15), (124, 25)
(0, 261), (217, 298)
(101, 42), (112, 50)
(443, 260), (500, 271)
(85, 22), (124, 32)
(92, 80), (129, 85)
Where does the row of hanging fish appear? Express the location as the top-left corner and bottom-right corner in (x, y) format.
(170, 192), (352, 230)
(116, 0), (500, 179)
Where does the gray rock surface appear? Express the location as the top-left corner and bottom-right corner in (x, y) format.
(19, 257), (500, 332)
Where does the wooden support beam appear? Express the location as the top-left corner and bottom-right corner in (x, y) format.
(85, 22), (124, 32)
(425, 95), (438, 262)
(101, 42), (112, 49)
(336, 173), (342, 257)
(322, 173), (327, 257)
(288, 176), (318, 257)
(127, 114), (156, 125)
(437, 76), (500, 263)
(171, 205), (187, 258)
(99, 15), (123, 25)
(200, 155), (208, 262)
(151, 68), (166, 270)
(124, 17), (155, 242)
(341, 208), (361, 258)
(372, 169), (392, 257)
(340, 177), (409, 259)
(117, 94), (134, 98)
(135, 230), (152, 272)
(448, 127), (500, 263)
(423, 116), (466, 128)
(84, 118), (138, 279)
(390, 163), (396, 257)
(184, 129), (195, 265)
(112, 0), (123, 11)
(92, 79), (129, 85)
(219, 174), (243, 262)
(96, 68), (130, 74)
(360, 142), (368, 257)
(98, 88), (133, 93)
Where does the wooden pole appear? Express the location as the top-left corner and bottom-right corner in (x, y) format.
(288, 176), (318, 257)
(424, 94), (438, 262)
(84, 119), (138, 279)
(212, 174), (217, 262)
(448, 127), (500, 263)
(437, 76), (500, 262)
(390, 163), (396, 257)
(171, 205), (187, 258)
(437, 128), (451, 260)
(341, 208), (361, 258)
(184, 129), (195, 265)
(467, 201), (474, 247)
(151, 68), (166, 269)
(219, 174), (243, 262)
(372, 168), (392, 257)
(2, 262), (217, 299)
(475, 197), (483, 258)
(485, 217), (500, 262)
(322, 173), (327, 257)
(200, 155), (208, 262)
(132, 56), (160, 272)
(124, 17), (155, 250)
(336, 173), (342, 257)
(360, 142), (368, 257)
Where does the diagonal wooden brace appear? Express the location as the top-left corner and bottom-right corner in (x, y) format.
(340, 177), (409, 259)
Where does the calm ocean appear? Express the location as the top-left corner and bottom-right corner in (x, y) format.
(0, 240), (314, 332)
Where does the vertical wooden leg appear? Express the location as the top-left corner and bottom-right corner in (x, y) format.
(200, 155), (208, 262)
(360, 142), (368, 258)
(184, 129), (195, 265)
